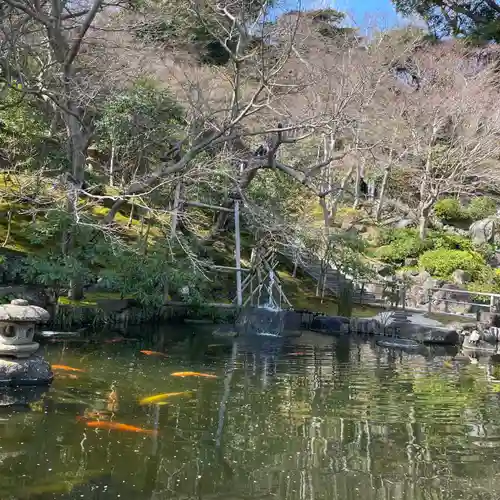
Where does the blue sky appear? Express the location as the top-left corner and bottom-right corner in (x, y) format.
(278, 0), (403, 30)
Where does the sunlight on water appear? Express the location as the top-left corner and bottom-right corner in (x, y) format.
(0, 326), (500, 499)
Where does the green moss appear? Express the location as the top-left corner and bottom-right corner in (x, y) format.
(58, 291), (134, 307)
(336, 206), (365, 222)
(57, 296), (98, 307)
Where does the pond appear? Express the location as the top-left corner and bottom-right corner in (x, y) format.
(1, 325), (500, 499)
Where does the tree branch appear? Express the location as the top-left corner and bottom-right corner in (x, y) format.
(2, 0), (49, 24)
(65, 0), (104, 67)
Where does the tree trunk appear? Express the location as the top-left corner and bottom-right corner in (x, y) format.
(2, 210), (12, 248)
(329, 165), (355, 222)
(109, 143), (116, 187)
(375, 165), (391, 221)
(127, 201), (134, 228)
(64, 72), (88, 302)
(418, 209), (430, 240)
(418, 132), (436, 241)
(353, 162), (361, 209)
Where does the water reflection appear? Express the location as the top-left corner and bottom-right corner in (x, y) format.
(1, 327), (500, 498)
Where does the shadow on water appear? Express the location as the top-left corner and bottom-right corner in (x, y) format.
(1, 324), (500, 498)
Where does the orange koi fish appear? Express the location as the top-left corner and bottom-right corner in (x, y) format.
(171, 371), (217, 379)
(52, 365), (85, 373)
(139, 391), (193, 405)
(77, 417), (157, 435)
(140, 350), (168, 358)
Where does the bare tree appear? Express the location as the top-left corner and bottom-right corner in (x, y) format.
(389, 43), (500, 238)
(0, 0), (131, 297)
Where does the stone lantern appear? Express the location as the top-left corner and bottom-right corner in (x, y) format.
(0, 299), (53, 386)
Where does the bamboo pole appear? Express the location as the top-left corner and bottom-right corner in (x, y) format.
(234, 200), (243, 307)
(184, 200), (234, 212)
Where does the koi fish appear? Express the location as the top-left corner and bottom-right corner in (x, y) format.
(171, 371), (217, 378)
(58, 373), (79, 380)
(139, 391), (193, 405)
(443, 361), (453, 368)
(77, 417), (157, 435)
(104, 337), (125, 344)
(52, 365), (85, 373)
(288, 352), (306, 356)
(140, 350), (168, 358)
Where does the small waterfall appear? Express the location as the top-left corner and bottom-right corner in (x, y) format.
(237, 271), (285, 337)
(258, 270), (281, 312)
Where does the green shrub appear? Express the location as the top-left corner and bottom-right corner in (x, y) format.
(433, 198), (465, 221)
(373, 245), (400, 262)
(376, 228), (417, 246)
(374, 229), (432, 264)
(466, 196), (497, 221)
(428, 231), (474, 252)
(418, 249), (486, 279)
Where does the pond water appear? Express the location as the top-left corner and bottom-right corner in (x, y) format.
(1, 325), (500, 499)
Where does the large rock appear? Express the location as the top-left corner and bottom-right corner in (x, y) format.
(404, 258), (418, 267)
(394, 219), (415, 229)
(406, 272), (472, 315)
(350, 317), (382, 335)
(469, 217), (497, 245)
(0, 356), (53, 386)
(452, 269), (471, 285)
(310, 315), (350, 335)
(433, 284), (472, 315)
(371, 311), (460, 345)
(374, 263), (394, 277)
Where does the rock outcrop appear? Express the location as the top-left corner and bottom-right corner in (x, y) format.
(405, 271), (472, 315)
(469, 217), (497, 245)
(371, 310), (460, 345)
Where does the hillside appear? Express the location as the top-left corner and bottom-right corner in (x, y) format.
(2, 1), (500, 313)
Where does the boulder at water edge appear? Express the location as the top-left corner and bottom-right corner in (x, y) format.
(310, 316), (350, 335)
(371, 311), (460, 345)
(0, 356), (53, 386)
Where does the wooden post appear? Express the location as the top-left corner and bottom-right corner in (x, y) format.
(234, 199), (243, 307)
(490, 294), (495, 313)
(427, 289), (432, 314)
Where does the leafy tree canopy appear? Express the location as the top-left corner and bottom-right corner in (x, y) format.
(392, 0), (500, 43)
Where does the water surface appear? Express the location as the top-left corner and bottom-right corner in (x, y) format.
(1, 326), (500, 499)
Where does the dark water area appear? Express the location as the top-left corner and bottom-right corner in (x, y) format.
(1, 325), (500, 499)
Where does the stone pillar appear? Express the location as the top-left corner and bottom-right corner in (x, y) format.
(0, 299), (53, 386)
